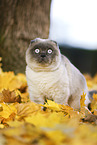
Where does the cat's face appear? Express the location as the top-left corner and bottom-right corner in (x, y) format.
(26, 38), (61, 71)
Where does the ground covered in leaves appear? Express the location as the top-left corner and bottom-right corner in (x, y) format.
(0, 68), (97, 145)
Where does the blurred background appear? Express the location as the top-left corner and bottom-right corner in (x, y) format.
(0, 0), (97, 75)
(49, 0), (97, 76)
(0, 0), (51, 73)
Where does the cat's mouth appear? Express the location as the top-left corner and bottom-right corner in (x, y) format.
(38, 56), (49, 63)
(36, 56), (52, 67)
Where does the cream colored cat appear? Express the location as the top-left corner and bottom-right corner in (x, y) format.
(26, 38), (90, 109)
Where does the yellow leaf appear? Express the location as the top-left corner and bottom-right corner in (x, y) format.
(0, 103), (17, 118)
(41, 100), (61, 111)
(0, 124), (4, 128)
(0, 104), (3, 111)
(25, 112), (65, 128)
(47, 130), (67, 145)
(0, 71), (27, 92)
(15, 102), (41, 117)
(90, 94), (97, 112)
(93, 110), (97, 115)
(80, 92), (86, 108)
(7, 120), (24, 127)
(0, 123), (55, 145)
(0, 89), (21, 103)
(93, 94), (97, 101)
(60, 104), (73, 113)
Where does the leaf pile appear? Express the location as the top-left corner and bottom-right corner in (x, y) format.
(0, 70), (97, 145)
(84, 73), (97, 90)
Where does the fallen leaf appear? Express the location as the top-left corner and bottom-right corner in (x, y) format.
(7, 120), (24, 127)
(0, 89), (21, 103)
(15, 102), (41, 117)
(92, 93), (97, 101)
(0, 123), (55, 145)
(0, 71), (27, 93)
(41, 100), (61, 111)
(80, 92), (86, 108)
(25, 112), (65, 128)
(0, 103), (17, 118)
(47, 130), (67, 145)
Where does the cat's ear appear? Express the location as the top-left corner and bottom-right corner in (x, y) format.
(50, 40), (59, 48)
(30, 38), (41, 44)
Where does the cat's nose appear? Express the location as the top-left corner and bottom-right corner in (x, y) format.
(41, 53), (46, 58)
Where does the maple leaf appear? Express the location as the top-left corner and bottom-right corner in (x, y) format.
(0, 124), (5, 129)
(0, 103), (17, 119)
(25, 112), (65, 128)
(15, 102), (41, 117)
(7, 120), (24, 127)
(60, 104), (73, 113)
(0, 123), (55, 145)
(0, 89), (21, 103)
(90, 94), (97, 114)
(0, 71), (27, 92)
(41, 100), (61, 111)
(20, 92), (29, 103)
(80, 92), (86, 108)
(84, 73), (97, 90)
(92, 93), (97, 101)
(47, 130), (67, 144)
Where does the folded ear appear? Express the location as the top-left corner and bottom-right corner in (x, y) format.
(30, 38), (41, 44)
(50, 40), (59, 47)
(30, 39), (36, 44)
(30, 38), (37, 44)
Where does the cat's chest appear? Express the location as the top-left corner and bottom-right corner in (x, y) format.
(26, 65), (69, 93)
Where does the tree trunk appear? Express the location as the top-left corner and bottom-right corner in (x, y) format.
(0, 0), (51, 73)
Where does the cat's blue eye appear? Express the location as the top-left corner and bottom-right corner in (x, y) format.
(48, 49), (52, 54)
(35, 49), (40, 54)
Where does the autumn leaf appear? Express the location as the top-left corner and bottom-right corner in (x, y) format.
(84, 73), (97, 90)
(0, 89), (21, 103)
(47, 130), (67, 144)
(0, 124), (5, 129)
(60, 104), (73, 113)
(0, 103), (17, 119)
(92, 93), (97, 101)
(90, 95), (97, 115)
(7, 120), (24, 127)
(25, 112), (65, 128)
(15, 102), (41, 117)
(0, 68), (97, 145)
(0, 123), (55, 145)
(41, 99), (61, 111)
(0, 71), (27, 92)
(80, 92), (86, 108)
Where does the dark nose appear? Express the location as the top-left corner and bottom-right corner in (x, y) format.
(41, 53), (46, 58)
